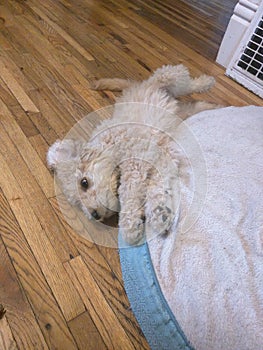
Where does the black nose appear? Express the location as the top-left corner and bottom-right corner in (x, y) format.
(91, 210), (100, 220)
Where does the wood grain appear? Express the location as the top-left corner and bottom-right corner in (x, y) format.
(64, 256), (136, 350)
(0, 316), (18, 350)
(0, 150), (85, 322)
(0, 237), (49, 349)
(0, 189), (79, 349)
(68, 312), (107, 350)
(0, 0), (262, 349)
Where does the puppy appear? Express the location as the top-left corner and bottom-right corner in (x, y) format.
(47, 65), (219, 244)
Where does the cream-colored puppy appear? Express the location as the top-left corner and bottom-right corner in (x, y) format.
(47, 65), (219, 244)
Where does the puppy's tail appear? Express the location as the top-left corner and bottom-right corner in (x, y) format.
(91, 78), (135, 91)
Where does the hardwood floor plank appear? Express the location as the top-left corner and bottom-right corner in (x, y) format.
(68, 312), (107, 350)
(0, 189), (79, 349)
(110, 0), (224, 75)
(28, 88), (74, 141)
(0, 100), (54, 198)
(0, 50), (36, 92)
(75, 244), (151, 349)
(1, 27), (92, 122)
(64, 256), (137, 350)
(0, 5), (15, 27)
(0, 156), (23, 205)
(7, 104), (40, 138)
(28, 134), (51, 165)
(0, 110), (80, 262)
(0, 236), (49, 350)
(0, 29), (12, 49)
(0, 59), (39, 113)
(0, 316), (18, 350)
(0, 75), (19, 108)
(216, 75), (262, 105)
(29, 4), (95, 62)
(0, 148), (85, 322)
(26, 0), (150, 80)
(3, 195), (85, 322)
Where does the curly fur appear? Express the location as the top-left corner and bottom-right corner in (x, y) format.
(47, 65), (220, 244)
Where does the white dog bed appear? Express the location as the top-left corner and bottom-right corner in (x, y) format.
(119, 106), (263, 350)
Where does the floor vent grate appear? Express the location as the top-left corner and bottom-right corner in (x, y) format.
(227, 4), (263, 98)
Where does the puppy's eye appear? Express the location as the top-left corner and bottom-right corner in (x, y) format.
(80, 177), (89, 190)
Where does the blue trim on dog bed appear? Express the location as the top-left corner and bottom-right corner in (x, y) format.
(119, 235), (194, 350)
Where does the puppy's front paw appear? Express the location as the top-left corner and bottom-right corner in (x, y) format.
(150, 205), (173, 235)
(120, 217), (145, 245)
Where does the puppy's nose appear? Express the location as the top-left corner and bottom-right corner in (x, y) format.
(91, 210), (100, 220)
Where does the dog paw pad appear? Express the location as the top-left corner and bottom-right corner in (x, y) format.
(151, 205), (173, 234)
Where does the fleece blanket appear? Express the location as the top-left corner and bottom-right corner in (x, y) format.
(120, 106), (263, 350)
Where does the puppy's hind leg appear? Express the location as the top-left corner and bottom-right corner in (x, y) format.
(147, 64), (192, 97)
(147, 65), (215, 98)
(168, 74), (215, 97)
(188, 75), (216, 94)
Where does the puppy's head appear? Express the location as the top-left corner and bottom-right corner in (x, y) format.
(47, 139), (120, 221)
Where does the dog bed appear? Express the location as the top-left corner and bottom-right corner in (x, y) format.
(119, 106), (263, 350)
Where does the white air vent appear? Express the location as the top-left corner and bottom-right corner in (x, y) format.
(226, 3), (263, 98)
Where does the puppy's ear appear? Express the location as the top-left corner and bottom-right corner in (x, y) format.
(47, 139), (83, 171)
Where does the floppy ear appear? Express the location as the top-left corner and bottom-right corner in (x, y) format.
(47, 139), (83, 171)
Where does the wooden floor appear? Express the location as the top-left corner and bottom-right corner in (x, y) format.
(0, 0), (262, 349)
